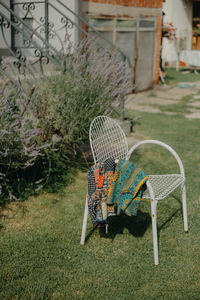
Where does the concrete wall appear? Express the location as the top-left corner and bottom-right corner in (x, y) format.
(162, 0), (193, 67)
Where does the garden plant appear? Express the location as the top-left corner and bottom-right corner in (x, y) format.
(0, 88), (199, 299)
(0, 38), (132, 202)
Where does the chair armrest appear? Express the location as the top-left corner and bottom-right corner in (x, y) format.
(126, 139), (185, 178)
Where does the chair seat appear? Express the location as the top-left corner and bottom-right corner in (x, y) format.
(143, 174), (185, 201)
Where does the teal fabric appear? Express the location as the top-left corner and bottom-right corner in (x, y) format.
(106, 159), (148, 216)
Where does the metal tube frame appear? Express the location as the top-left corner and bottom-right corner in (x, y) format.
(126, 139), (188, 265)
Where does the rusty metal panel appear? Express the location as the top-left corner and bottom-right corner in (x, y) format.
(135, 30), (155, 91)
(88, 16), (156, 91)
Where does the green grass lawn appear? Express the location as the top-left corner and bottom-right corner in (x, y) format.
(1, 104), (200, 299)
(164, 67), (200, 84)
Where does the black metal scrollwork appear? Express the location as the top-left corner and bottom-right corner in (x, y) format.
(22, 2), (36, 19)
(24, 39), (31, 47)
(61, 17), (73, 29)
(34, 48), (42, 58)
(1, 0), (76, 82)
(0, 16), (10, 28)
(13, 49), (26, 75)
(12, 16), (22, 35)
(34, 49), (49, 64)
(22, 2), (36, 11)
(39, 17), (55, 38)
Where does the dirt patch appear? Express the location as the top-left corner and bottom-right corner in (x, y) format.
(125, 93), (178, 113)
(125, 83), (200, 118)
(154, 86), (197, 100)
(185, 108), (200, 119)
(189, 101), (200, 108)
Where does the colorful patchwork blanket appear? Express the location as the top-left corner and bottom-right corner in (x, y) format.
(87, 159), (116, 225)
(106, 159), (148, 216)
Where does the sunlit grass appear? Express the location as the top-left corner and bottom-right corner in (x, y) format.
(164, 67), (200, 84)
(0, 109), (200, 299)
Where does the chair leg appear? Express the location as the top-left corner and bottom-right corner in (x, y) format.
(147, 181), (159, 265)
(151, 200), (159, 266)
(80, 197), (88, 245)
(117, 204), (121, 215)
(181, 183), (188, 232)
(105, 223), (108, 235)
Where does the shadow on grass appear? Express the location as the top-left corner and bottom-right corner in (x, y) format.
(157, 194), (182, 236)
(85, 200), (183, 244)
(106, 210), (152, 240)
(85, 210), (152, 243)
(158, 208), (181, 233)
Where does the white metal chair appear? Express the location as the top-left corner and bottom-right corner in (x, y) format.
(80, 115), (188, 265)
(80, 115), (128, 244)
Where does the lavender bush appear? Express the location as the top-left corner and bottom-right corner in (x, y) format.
(0, 89), (42, 202)
(0, 37), (132, 202)
(33, 38), (133, 146)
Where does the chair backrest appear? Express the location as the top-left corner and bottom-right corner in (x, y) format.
(89, 115), (128, 164)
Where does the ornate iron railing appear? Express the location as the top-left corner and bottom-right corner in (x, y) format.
(0, 0), (131, 118)
(0, 1), (70, 81)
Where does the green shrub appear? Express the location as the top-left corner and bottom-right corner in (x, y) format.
(33, 38), (132, 146)
(0, 90), (43, 202)
(0, 38), (132, 202)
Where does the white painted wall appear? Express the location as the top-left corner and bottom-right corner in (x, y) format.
(48, 0), (79, 48)
(162, 0), (192, 67)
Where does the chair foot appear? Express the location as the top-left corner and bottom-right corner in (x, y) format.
(80, 197), (89, 245)
(105, 223), (108, 235)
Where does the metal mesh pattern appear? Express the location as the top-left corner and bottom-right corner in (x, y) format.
(90, 116), (128, 163)
(143, 174), (185, 200)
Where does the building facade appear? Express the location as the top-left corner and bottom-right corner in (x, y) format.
(0, 0), (163, 91)
(82, 0), (164, 90)
(162, 0), (200, 67)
